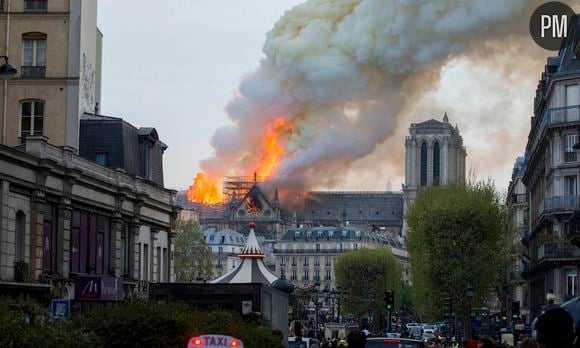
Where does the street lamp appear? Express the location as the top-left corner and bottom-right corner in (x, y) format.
(310, 281), (322, 339)
(466, 282), (475, 339)
(0, 56), (17, 80)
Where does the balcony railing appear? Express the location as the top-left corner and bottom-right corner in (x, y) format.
(539, 195), (580, 217)
(530, 105), (580, 154)
(24, 0), (47, 11)
(21, 66), (46, 78)
(537, 241), (580, 262)
(274, 248), (346, 254)
(565, 151), (578, 162)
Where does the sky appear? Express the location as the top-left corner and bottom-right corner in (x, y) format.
(97, 0), (574, 193)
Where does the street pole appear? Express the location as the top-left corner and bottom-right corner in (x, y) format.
(388, 309), (392, 333)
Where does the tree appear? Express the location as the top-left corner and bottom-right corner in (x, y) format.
(334, 248), (403, 332)
(406, 182), (506, 322)
(174, 219), (214, 282)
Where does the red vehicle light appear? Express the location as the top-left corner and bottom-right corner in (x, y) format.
(383, 339), (401, 343)
(190, 337), (203, 346)
(231, 340), (239, 347)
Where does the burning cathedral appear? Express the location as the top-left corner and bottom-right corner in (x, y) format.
(178, 113), (466, 240)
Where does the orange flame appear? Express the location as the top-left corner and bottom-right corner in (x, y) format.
(252, 118), (293, 177)
(187, 118), (293, 205)
(186, 173), (223, 205)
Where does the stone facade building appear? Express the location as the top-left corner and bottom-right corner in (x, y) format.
(506, 156), (529, 321)
(0, 136), (178, 301)
(202, 227), (245, 279)
(0, 0), (102, 148)
(274, 226), (408, 292)
(0, 0), (179, 305)
(522, 19), (580, 319)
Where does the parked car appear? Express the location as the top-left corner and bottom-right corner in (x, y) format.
(366, 337), (425, 348)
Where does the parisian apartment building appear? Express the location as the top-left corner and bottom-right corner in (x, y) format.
(0, 0), (178, 306)
(521, 18), (580, 319)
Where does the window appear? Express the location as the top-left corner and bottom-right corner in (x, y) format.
(567, 270), (578, 296)
(120, 224), (130, 276)
(15, 211), (26, 263)
(20, 100), (44, 142)
(314, 269), (320, 281)
(433, 142), (440, 185)
(280, 268), (286, 279)
(156, 247), (161, 282)
(565, 176), (577, 196)
(95, 153), (108, 166)
(303, 257), (309, 266)
(291, 269), (297, 280)
(325, 257), (331, 267)
(302, 269), (309, 281)
(566, 84), (580, 121)
(325, 269), (331, 281)
(280, 257), (286, 266)
(292, 257), (297, 266)
(143, 244), (149, 281)
(314, 257), (320, 266)
(22, 33), (46, 78)
(24, 0), (48, 11)
(218, 246), (223, 254)
(163, 248), (168, 282)
(565, 134), (578, 162)
(420, 142), (427, 186)
(42, 203), (58, 273)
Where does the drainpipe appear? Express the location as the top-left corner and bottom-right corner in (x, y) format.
(2, 0), (11, 144)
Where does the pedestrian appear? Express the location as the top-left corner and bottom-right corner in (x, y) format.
(347, 329), (367, 348)
(331, 337), (338, 348)
(532, 306), (575, 348)
(321, 337), (330, 348)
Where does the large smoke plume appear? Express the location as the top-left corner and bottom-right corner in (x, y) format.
(198, 0), (548, 198)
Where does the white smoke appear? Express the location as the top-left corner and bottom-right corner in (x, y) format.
(199, 0), (544, 192)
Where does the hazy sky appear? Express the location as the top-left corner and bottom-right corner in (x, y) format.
(97, 1), (573, 193)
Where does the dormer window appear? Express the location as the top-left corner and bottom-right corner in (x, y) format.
(328, 230), (334, 240)
(306, 231), (312, 240)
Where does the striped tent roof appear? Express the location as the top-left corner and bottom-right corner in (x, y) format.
(211, 222), (278, 285)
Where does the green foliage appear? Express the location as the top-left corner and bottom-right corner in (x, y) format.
(0, 299), (283, 348)
(406, 182), (506, 321)
(174, 219), (214, 282)
(82, 301), (284, 348)
(334, 248), (402, 330)
(0, 298), (93, 348)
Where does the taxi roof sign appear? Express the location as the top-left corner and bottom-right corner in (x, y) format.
(188, 335), (244, 348)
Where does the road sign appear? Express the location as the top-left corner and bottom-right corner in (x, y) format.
(188, 335), (244, 348)
(51, 299), (70, 319)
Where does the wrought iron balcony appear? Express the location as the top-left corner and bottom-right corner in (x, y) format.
(21, 66), (46, 78)
(24, 0), (47, 11)
(565, 151), (578, 162)
(539, 195), (580, 217)
(530, 105), (580, 153)
(537, 241), (580, 262)
(274, 248), (346, 254)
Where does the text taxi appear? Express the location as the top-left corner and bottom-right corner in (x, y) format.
(187, 335), (244, 348)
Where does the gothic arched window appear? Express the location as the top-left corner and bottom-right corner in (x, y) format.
(433, 142), (440, 185)
(420, 142), (427, 186)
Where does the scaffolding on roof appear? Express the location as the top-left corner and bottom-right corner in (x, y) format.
(222, 174), (271, 203)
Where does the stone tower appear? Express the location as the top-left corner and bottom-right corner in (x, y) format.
(402, 113), (467, 236)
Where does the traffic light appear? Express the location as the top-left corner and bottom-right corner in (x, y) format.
(384, 290), (394, 311)
(511, 301), (520, 320)
(443, 297), (453, 320)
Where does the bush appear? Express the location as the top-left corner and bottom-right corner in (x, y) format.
(0, 299), (284, 348)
